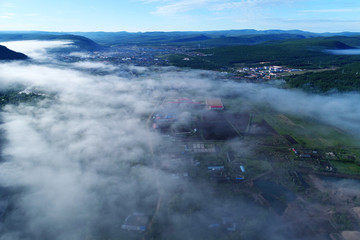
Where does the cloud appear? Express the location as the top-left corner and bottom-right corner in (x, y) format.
(72, 61), (118, 71)
(0, 59), (160, 239)
(152, 0), (214, 15)
(0, 13), (14, 19)
(209, 0), (286, 11)
(24, 13), (39, 17)
(241, 84), (360, 137)
(140, 0), (172, 3)
(300, 7), (360, 13)
(0, 40), (72, 60)
(149, 0), (300, 16)
(0, 41), (359, 239)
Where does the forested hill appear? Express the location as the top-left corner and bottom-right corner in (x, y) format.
(2, 30), (360, 48)
(0, 33), (105, 52)
(0, 45), (28, 60)
(195, 37), (360, 69)
(72, 29), (360, 47)
(167, 36), (360, 92)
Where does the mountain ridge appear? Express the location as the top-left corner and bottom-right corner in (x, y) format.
(0, 34), (104, 52)
(0, 45), (28, 60)
(2, 30), (360, 47)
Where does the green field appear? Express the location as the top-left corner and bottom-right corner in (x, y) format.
(263, 113), (358, 148)
(241, 101), (360, 176)
(330, 161), (360, 175)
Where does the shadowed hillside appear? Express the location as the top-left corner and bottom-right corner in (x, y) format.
(0, 33), (105, 52)
(0, 45), (28, 60)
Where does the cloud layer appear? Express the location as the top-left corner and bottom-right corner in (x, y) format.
(0, 41), (359, 239)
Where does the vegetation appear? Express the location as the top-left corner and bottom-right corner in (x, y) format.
(169, 37), (360, 68)
(0, 89), (47, 108)
(167, 54), (221, 70)
(285, 62), (360, 92)
(65, 30), (319, 47)
(166, 36), (360, 92)
(332, 212), (354, 231)
(330, 161), (360, 175)
(0, 33), (104, 52)
(70, 29), (358, 47)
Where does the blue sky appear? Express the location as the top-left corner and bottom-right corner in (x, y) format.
(0, 0), (359, 32)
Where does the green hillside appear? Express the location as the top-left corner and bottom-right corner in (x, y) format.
(72, 30), (315, 46)
(286, 62), (360, 92)
(194, 37), (360, 69)
(0, 33), (104, 52)
(167, 36), (360, 92)
(73, 30), (360, 47)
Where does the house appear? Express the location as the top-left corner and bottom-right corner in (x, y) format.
(192, 143), (216, 153)
(291, 148), (298, 155)
(208, 166), (225, 171)
(206, 98), (224, 110)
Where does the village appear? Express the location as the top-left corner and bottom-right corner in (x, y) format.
(181, 53), (304, 81)
(234, 64), (303, 81)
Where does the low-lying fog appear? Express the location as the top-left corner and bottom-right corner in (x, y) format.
(324, 49), (360, 55)
(0, 41), (359, 240)
(1, 40), (73, 60)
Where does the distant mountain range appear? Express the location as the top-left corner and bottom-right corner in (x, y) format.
(1, 30), (360, 48)
(0, 45), (28, 60)
(68, 29), (360, 47)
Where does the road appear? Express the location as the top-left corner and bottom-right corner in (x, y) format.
(142, 97), (165, 240)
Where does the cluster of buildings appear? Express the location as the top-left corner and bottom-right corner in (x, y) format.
(59, 46), (192, 66)
(291, 148), (336, 172)
(236, 65), (302, 80)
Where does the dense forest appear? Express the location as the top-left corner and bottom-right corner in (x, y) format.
(170, 37), (360, 68)
(0, 89), (47, 108)
(285, 62), (360, 92)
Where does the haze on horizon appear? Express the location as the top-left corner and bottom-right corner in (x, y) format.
(0, 0), (360, 33)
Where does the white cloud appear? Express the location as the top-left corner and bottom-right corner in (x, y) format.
(72, 61), (118, 71)
(150, 0), (299, 16)
(24, 13), (39, 17)
(0, 40), (72, 60)
(140, 0), (171, 3)
(153, 0), (215, 15)
(300, 8), (360, 13)
(0, 12), (14, 19)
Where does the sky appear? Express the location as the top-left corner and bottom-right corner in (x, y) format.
(0, 0), (359, 33)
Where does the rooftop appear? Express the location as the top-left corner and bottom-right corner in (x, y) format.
(206, 98), (224, 110)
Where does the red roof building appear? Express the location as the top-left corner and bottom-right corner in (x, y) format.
(206, 98), (224, 110)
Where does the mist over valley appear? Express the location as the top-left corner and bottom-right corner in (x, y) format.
(0, 35), (359, 240)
